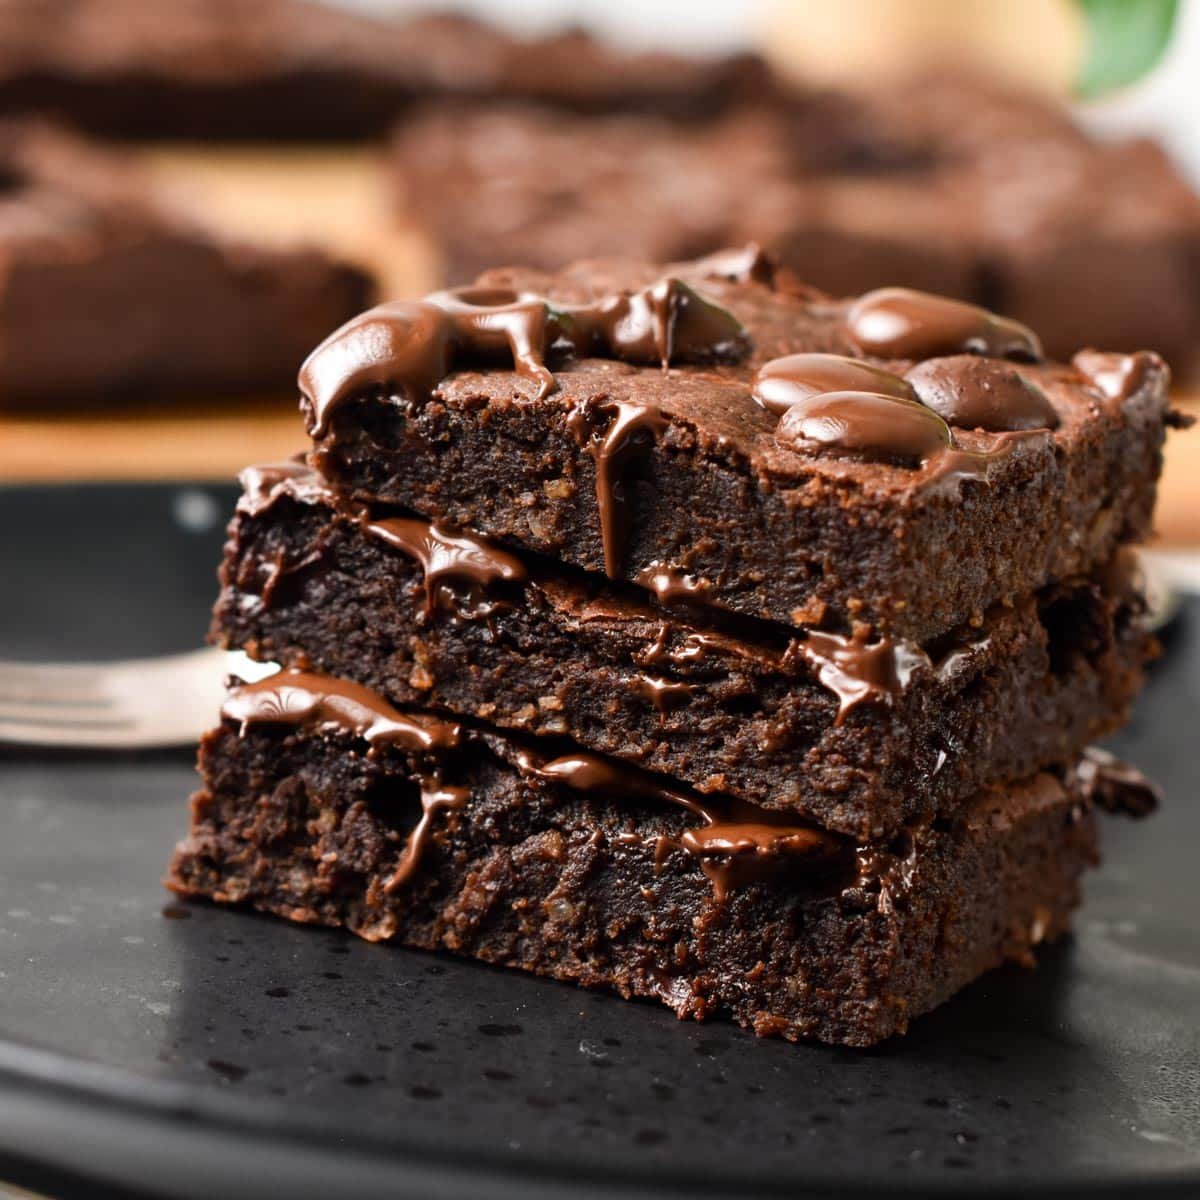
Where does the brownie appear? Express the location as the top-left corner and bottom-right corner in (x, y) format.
(0, 0), (771, 140)
(0, 120), (373, 407)
(168, 668), (1103, 1047)
(303, 251), (1174, 641)
(390, 74), (1200, 366)
(211, 461), (1150, 839)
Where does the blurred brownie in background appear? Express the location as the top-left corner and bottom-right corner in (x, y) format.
(0, 0), (772, 140)
(0, 121), (372, 408)
(393, 72), (1200, 367)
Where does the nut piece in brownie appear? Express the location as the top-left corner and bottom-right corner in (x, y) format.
(211, 460), (1151, 840)
(301, 249), (1174, 641)
(0, 0), (772, 140)
(391, 72), (1200, 367)
(0, 120), (372, 407)
(168, 668), (1105, 1047)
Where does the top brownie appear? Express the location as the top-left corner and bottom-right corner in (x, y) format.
(301, 248), (1175, 641)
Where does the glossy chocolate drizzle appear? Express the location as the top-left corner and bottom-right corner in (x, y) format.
(515, 747), (844, 902)
(793, 630), (929, 724)
(906, 355), (1059, 432)
(222, 669), (460, 753)
(299, 277), (748, 437)
(634, 561), (711, 604)
(845, 288), (1043, 362)
(1072, 349), (1164, 405)
(365, 516), (527, 618)
(569, 399), (668, 579)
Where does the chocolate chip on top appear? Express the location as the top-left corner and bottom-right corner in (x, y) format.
(906, 355), (1059, 432)
(845, 287), (1043, 362)
(774, 389), (952, 467)
(751, 353), (916, 415)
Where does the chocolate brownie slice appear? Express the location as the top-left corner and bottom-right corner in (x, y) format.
(0, 0), (770, 140)
(302, 251), (1174, 641)
(167, 668), (1103, 1047)
(0, 120), (372, 407)
(211, 461), (1150, 839)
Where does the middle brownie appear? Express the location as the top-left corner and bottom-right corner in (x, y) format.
(213, 460), (1149, 840)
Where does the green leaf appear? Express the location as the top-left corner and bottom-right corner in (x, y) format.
(1075, 0), (1179, 96)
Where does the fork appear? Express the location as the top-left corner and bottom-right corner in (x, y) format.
(0, 648), (277, 749)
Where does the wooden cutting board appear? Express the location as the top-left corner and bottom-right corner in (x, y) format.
(1, 148), (1196, 547)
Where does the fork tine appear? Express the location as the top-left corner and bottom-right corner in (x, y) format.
(0, 662), (108, 702)
(0, 719), (142, 747)
(0, 703), (125, 724)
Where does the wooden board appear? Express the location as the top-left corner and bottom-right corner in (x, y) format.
(0, 148), (1196, 547)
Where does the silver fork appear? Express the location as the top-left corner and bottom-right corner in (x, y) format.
(0, 648), (277, 748)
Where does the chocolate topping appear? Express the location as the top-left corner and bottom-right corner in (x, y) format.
(906, 355), (1059, 432)
(238, 457), (335, 515)
(382, 783), (470, 894)
(796, 631), (928, 724)
(1072, 349), (1164, 404)
(631, 672), (695, 717)
(515, 746), (844, 900)
(752, 353), (916, 415)
(688, 242), (777, 286)
(222, 669), (460, 753)
(846, 288), (1043, 362)
(569, 399), (668, 578)
(365, 516), (527, 618)
(774, 389), (952, 467)
(300, 277), (748, 437)
(1077, 747), (1160, 817)
(634, 561), (711, 604)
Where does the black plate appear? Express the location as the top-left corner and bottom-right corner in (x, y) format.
(1, 482), (1198, 1200)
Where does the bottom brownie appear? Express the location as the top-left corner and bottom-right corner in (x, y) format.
(169, 670), (1101, 1047)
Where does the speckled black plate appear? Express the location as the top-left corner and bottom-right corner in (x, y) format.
(1, 482), (1198, 1200)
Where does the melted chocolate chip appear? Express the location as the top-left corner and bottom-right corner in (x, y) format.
(1072, 349), (1164, 404)
(299, 278), (748, 438)
(515, 747), (845, 900)
(846, 288), (1043, 362)
(689, 243), (777, 286)
(631, 672), (695, 717)
(223, 669), (460, 753)
(382, 784), (470, 893)
(365, 517), (527, 618)
(796, 631), (929, 724)
(635, 562), (710, 604)
(774, 389), (952, 467)
(752, 353), (915, 415)
(906, 356), (1059, 432)
(1077, 747), (1160, 818)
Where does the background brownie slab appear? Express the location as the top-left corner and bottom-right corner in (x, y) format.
(0, 120), (372, 407)
(0, 0), (771, 139)
(391, 74), (1200, 366)
(169, 693), (1098, 1048)
(213, 469), (1149, 840)
(307, 255), (1173, 641)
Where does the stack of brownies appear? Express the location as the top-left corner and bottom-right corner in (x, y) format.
(169, 246), (1174, 1046)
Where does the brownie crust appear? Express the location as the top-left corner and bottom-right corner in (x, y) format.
(213, 474), (1149, 839)
(308, 256), (1173, 641)
(169, 711), (1098, 1047)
